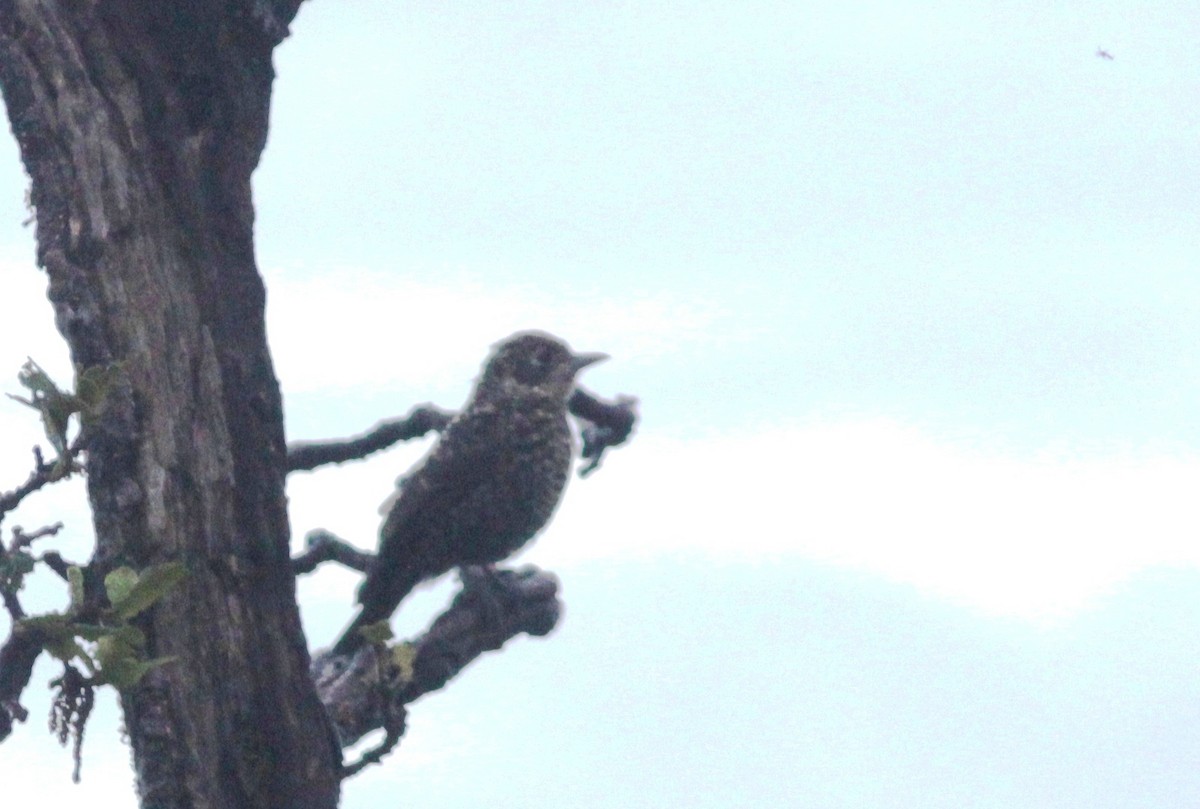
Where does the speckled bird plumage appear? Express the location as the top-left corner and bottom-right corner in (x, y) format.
(332, 331), (605, 655)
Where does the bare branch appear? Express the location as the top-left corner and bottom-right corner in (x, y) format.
(286, 405), (454, 473)
(0, 522), (65, 621)
(339, 714), (405, 778)
(0, 622), (46, 743)
(288, 384), (636, 478)
(401, 565), (560, 702)
(292, 530), (375, 576)
(0, 447), (64, 526)
(312, 564), (562, 759)
(569, 387), (639, 476)
(13, 521), (64, 549)
(38, 551), (73, 582)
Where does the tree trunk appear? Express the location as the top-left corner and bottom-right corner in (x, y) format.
(0, 2), (341, 806)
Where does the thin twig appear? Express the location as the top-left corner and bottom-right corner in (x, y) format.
(0, 447), (61, 525)
(0, 523), (67, 620)
(286, 405), (454, 473)
(291, 530), (375, 576)
(288, 385), (636, 477)
(13, 521), (64, 549)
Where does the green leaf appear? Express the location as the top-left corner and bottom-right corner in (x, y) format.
(9, 359), (83, 458)
(109, 562), (187, 620)
(390, 642), (416, 684)
(112, 624), (146, 650)
(104, 567), (139, 606)
(16, 358), (63, 399)
(358, 620), (394, 646)
(67, 566), (84, 613)
(96, 633), (135, 670)
(0, 549), (36, 591)
(75, 363), (122, 416)
(98, 655), (176, 690)
(69, 623), (141, 646)
(95, 623), (164, 689)
(17, 614), (94, 671)
(18, 612), (73, 635)
(40, 395), (79, 457)
(45, 636), (90, 666)
(45, 457), (76, 482)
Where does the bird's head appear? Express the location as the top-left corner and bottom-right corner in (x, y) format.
(476, 330), (607, 403)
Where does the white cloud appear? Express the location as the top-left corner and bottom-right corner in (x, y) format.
(531, 418), (1200, 623)
(262, 264), (719, 394)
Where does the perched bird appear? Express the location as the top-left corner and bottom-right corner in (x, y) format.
(332, 331), (607, 655)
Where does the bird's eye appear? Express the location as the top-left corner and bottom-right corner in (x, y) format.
(512, 344), (556, 384)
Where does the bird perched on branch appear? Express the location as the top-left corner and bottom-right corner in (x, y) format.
(332, 330), (607, 655)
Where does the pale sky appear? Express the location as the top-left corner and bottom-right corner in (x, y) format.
(2, 1), (1200, 806)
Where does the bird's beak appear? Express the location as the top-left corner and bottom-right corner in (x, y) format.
(570, 351), (609, 373)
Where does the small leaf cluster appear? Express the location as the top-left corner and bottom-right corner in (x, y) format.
(358, 619), (395, 647)
(19, 562), (186, 690)
(6, 358), (121, 471)
(389, 642), (416, 686)
(354, 622), (416, 686)
(0, 545), (35, 595)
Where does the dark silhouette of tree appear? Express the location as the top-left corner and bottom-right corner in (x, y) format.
(0, 3), (341, 806)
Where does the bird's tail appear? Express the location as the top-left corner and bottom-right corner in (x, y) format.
(330, 609), (379, 656)
(330, 565), (424, 656)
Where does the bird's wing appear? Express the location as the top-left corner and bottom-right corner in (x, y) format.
(357, 404), (507, 610)
(380, 403), (507, 537)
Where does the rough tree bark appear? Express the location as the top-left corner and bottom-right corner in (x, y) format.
(0, 2), (341, 807)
